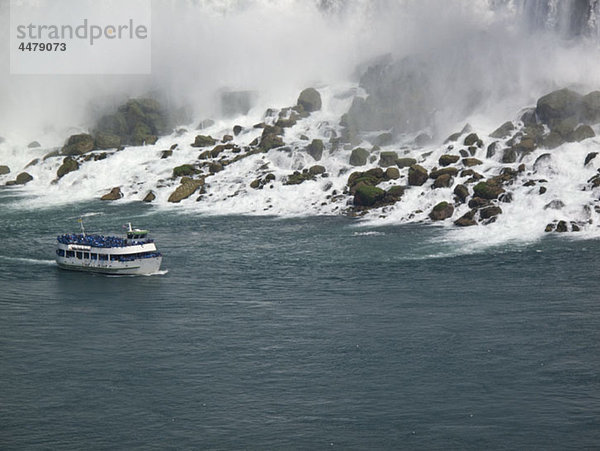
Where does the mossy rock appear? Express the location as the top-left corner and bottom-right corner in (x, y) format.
(306, 139), (324, 161)
(172, 164), (196, 177)
(284, 171), (314, 185)
(408, 164), (428, 186)
(429, 167), (458, 179)
(309, 165), (326, 176)
(297, 88), (322, 113)
(453, 184), (469, 202)
(94, 132), (121, 150)
(396, 157), (417, 168)
(353, 185), (385, 207)
(349, 147), (369, 166)
(168, 178), (205, 203)
(57, 157), (79, 178)
(62, 133), (95, 155)
(473, 181), (505, 200)
(429, 201), (454, 221)
(385, 167), (400, 180)
(439, 154), (460, 166)
(378, 151), (398, 167)
(191, 135), (216, 148)
(433, 173), (454, 189)
(386, 185), (405, 200)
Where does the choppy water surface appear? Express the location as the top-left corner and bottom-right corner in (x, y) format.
(1, 195), (599, 450)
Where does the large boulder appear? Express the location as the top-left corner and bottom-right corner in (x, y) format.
(306, 139), (324, 161)
(489, 121), (515, 139)
(349, 147), (369, 166)
(191, 135), (216, 148)
(259, 133), (284, 151)
(297, 88), (322, 113)
(100, 187), (123, 200)
(11, 172), (33, 185)
(379, 151), (398, 167)
(56, 157), (79, 178)
(439, 154), (460, 166)
(0, 165), (10, 175)
(536, 88), (582, 124)
(429, 201), (454, 221)
(62, 133), (95, 155)
(473, 181), (505, 200)
(396, 157), (417, 168)
(582, 91), (600, 123)
(570, 125), (595, 142)
(94, 132), (121, 150)
(168, 177), (205, 203)
(353, 185), (385, 207)
(173, 164), (196, 177)
(408, 164), (428, 186)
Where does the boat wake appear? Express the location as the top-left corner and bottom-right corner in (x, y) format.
(0, 255), (56, 266)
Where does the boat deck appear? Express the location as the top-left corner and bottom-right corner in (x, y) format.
(57, 233), (154, 248)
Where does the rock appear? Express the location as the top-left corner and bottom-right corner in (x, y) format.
(473, 181), (505, 200)
(463, 133), (482, 147)
(94, 132), (121, 150)
(460, 169), (483, 180)
(354, 185), (386, 207)
(489, 121), (515, 139)
(27, 141), (41, 148)
(539, 186), (547, 194)
(396, 157), (417, 168)
(161, 150), (173, 159)
(536, 88), (582, 124)
(462, 158), (482, 167)
(233, 125), (243, 136)
(221, 91), (255, 117)
(486, 141), (500, 159)
(222, 134), (234, 143)
(429, 167), (458, 179)
(306, 139), (324, 161)
(455, 210), (477, 227)
(198, 150), (211, 160)
(584, 152), (598, 166)
(454, 184), (469, 202)
(433, 173), (454, 188)
(480, 206), (502, 219)
(62, 133), (94, 155)
(7, 172), (33, 186)
(385, 167), (400, 180)
(285, 171), (314, 185)
(259, 133), (284, 151)
(445, 131), (462, 143)
(197, 119), (215, 130)
(0, 165), (10, 175)
(515, 136), (536, 153)
(143, 191), (156, 202)
(385, 185), (405, 201)
(408, 164), (428, 186)
(533, 153), (552, 172)
(308, 165), (326, 176)
(520, 108), (538, 126)
(552, 117), (577, 139)
(429, 201), (454, 221)
(439, 154), (460, 166)
(502, 148), (517, 163)
(209, 162), (223, 174)
(379, 151), (398, 167)
(414, 133), (431, 146)
(544, 199), (565, 210)
(168, 177), (205, 203)
(56, 157), (79, 178)
(297, 88), (322, 113)
(101, 187), (123, 201)
(468, 197), (490, 208)
(570, 125), (595, 142)
(374, 132), (393, 147)
(173, 164), (196, 177)
(556, 220), (568, 232)
(582, 91), (600, 123)
(349, 147), (369, 166)
(191, 135), (216, 148)
(24, 158), (38, 168)
(541, 131), (564, 149)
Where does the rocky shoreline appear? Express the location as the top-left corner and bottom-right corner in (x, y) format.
(2, 84), (600, 234)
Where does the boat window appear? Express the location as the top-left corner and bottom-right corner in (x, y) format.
(66, 250), (75, 258)
(99, 254), (108, 261)
(91, 253), (97, 260)
(110, 255), (119, 261)
(76, 252), (83, 259)
(84, 252), (90, 259)
(56, 249), (65, 257)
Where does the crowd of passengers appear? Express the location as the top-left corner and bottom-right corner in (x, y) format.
(57, 234), (151, 248)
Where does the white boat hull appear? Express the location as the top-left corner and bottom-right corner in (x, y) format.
(56, 255), (162, 275)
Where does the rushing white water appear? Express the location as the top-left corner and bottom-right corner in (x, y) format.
(2, 0), (600, 247)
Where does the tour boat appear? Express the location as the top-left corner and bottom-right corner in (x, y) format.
(55, 221), (162, 275)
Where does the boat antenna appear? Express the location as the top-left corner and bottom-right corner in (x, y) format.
(78, 217), (86, 236)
